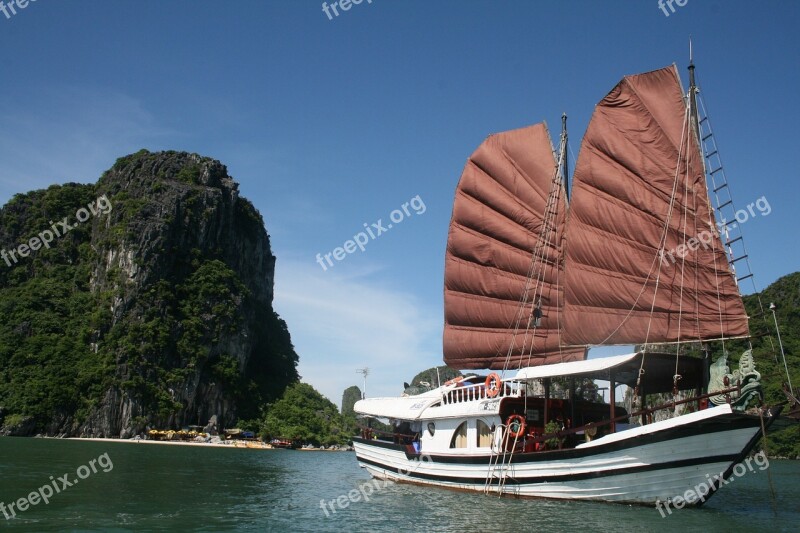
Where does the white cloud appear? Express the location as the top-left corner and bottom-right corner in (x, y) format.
(273, 258), (442, 407)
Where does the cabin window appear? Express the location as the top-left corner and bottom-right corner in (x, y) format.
(449, 421), (468, 448)
(476, 419), (492, 448)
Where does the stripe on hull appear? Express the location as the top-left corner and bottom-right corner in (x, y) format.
(354, 410), (768, 505)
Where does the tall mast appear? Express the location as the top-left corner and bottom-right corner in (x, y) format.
(688, 40), (702, 146)
(560, 113), (569, 200)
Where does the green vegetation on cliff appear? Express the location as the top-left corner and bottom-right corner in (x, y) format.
(341, 385), (362, 417)
(745, 272), (800, 458)
(0, 150), (299, 437)
(640, 271), (800, 458)
(699, 272), (800, 457)
(258, 383), (356, 446)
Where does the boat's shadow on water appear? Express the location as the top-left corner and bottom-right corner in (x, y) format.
(309, 455), (798, 533)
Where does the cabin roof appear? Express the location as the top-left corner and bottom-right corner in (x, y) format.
(355, 352), (706, 420)
(515, 351), (706, 393)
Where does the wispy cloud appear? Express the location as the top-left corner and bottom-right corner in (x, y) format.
(273, 258), (441, 407)
(0, 85), (172, 203)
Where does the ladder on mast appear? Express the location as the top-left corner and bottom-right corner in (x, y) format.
(695, 95), (757, 288)
(690, 64), (779, 364)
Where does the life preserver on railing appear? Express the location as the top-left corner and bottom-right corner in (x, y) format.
(506, 414), (526, 439)
(485, 373), (502, 397)
(444, 376), (464, 386)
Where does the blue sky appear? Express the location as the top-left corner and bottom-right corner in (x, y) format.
(1, 1), (797, 406)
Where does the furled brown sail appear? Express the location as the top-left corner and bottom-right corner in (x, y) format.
(444, 124), (586, 369)
(563, 65), (748, 345)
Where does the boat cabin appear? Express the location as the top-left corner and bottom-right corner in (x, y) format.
(356, 351), (712, 456)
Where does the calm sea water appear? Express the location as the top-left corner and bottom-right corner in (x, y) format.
(0, 437), (797, 532)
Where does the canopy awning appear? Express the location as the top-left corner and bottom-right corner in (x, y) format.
(354, 392), (444, 421)
(515, 352), (706, 394)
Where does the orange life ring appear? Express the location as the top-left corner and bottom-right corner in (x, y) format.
(506, 414), (526, 439)
(444, 376), (464, 386)
(485, 373), (502, 397)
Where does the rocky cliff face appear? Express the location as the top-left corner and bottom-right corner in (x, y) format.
(0, 150), (298, 437)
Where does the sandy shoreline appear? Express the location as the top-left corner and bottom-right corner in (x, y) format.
(64, 437), (353, 451)
(66, 437), (273, 449)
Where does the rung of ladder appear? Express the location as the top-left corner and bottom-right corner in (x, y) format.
(711, 167), (724, 175)
(723, 219), (738, 228)
(702, 133), (713, 142)
(731, 255), (748, 264)
(718, 200), (733, 209)
(705, 150), (718, 158)
(714, 183), (728, 193)
(726, 236), (743, 246)
(737, 273), (754, 282)
(699, 117), (708, 125)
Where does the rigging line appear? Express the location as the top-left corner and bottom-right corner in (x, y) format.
(697, 92), (779, 365)
(698, 117), (729, 359)
(643, 104), (692, 347)
(555, 227), (565, 360)
(758, 409), (779, 519)
(506, 167), (561, 363)
(634, 103), (692, 392)
(692, 186), (702, 352)
(567, 139), (579, 200)
(501, 224), (544, 375)
(517, 179), (560, 370)
(503, 148), (565, 373)
(538, 136), (570, 363)
(674, 122), (693, 389)
(592, 104), (694, 350)
(503, 248), (541, 374)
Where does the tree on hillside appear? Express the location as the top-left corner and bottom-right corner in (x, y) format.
(341, 386), (362, 417)
(261, 382), (353, 446)
(411, 366), (461, 388)
(637, 272), (800, 457)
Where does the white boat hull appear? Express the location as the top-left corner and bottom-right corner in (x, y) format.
(354, 405), (774, 506)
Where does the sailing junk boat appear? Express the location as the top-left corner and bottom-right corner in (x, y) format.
(353, 63), (782, 506)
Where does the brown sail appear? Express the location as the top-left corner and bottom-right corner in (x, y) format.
(563, 65), (748, 346)
(444, 123), (586, 369)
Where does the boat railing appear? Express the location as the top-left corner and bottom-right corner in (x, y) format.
(523, 383), (747, 449)
(441, 381), (522, 405)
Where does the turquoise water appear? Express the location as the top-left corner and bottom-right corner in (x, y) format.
(0, 437), (797, 532)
